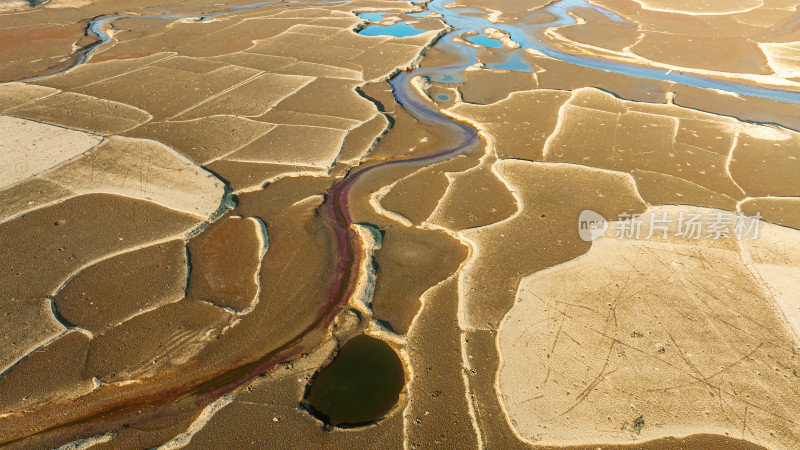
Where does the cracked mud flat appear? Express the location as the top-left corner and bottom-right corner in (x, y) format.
(1, 0), (799, 448)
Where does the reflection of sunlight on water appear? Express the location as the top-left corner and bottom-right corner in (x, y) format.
(435, 93), (452, 101)
(359, 22), (426, 38)
(465, 33), (502, 48)
(488, 52), (535, 72)
(356, 12), (386, 22)
(360, 0), (800, 104)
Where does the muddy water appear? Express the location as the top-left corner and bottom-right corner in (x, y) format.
(305, 334), (405, 426)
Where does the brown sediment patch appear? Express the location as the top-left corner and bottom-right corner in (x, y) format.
(175, 73), (315, 120)
(29, 52), (174, 91)
(729, 129), (800, 197)
(630, 32), (771, 75)
(226, 124), (348, 168)
(265, 77), (378, 122)
(225, 175), (346, 352)
(530, 55), (674, 104)
(0, 22), (91, 82)
(337, 113), (391, 164)
(427, 161), (518, 230)
(0, 298), (64, 374)
(405, 276), (479, 448)
(455, 0), (552, 23)
(259, 108), (362, 129)
(371, 226), (468, 334)
(379, 165), (452, 225)
(446, 89), (570, 161)
(7, 92), (152, 134)
(206, 52), (296, 73)
(88, 14), (292, 63)
(122, 116), (275, 165)
(630, 170), (738, 211)
(0, 82), (60, 111)
(740, 197), (800, 231)
(498, 206), (800, 448)
(202, 159), (329, 192)
(275, 60), (363, 80)
(355, 83), (454, 162)
(72, 65), (261, 120)
(0, 331), (93, 413)
(556, 7), (640, 52)
(354, 38), (444, 82)
(53, 240), (188, 334)
(458, 68), (539, 104)
(84, 298), (232, 382)
(187, 216), (265, 312)
(543, 88), (746, 200)
(0, 193), (201, 303)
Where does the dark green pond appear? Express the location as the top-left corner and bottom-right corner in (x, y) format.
(305, 334), (405, 426)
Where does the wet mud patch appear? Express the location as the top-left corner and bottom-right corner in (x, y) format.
(304, 334), (404, 427)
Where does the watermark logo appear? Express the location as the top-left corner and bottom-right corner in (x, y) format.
(577, 210), (763, 241)
(578, 210), (608, 242)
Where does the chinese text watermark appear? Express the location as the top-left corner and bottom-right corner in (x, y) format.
(579, 210), (762, 242)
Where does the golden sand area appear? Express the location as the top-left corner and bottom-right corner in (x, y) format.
(1, 0), (800, 448)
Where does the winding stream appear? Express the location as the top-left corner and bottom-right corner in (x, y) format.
(6, 0), (800, 443)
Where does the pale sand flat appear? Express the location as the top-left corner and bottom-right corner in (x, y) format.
(0, 0), (30, 13)
(498, 205), (800, 448)
(40, 135), (225, 218)
(744, 221), (800, 340)
(449, 159), (647, 330)
(0, 115), (102, 189)
(760, 41), (800, 79)
(632, 0), (764, 15)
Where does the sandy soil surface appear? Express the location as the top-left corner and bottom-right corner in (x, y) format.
(1, 0), (799, 448)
